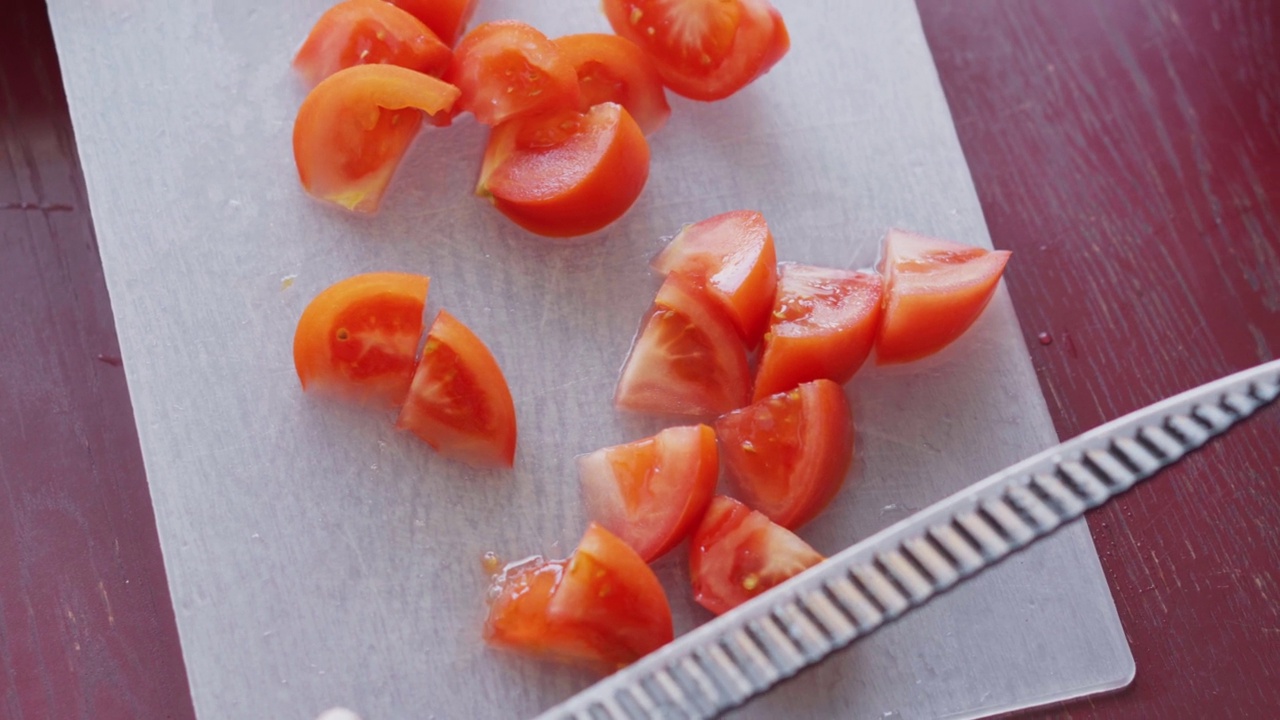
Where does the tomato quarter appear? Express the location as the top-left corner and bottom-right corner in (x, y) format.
(715, 379), (853, 529)
(395, 309), (517, 468)
(753, 263), (883, 400)
(447, 20), (581, 126)
(602, 0), (790, 101)
(690, 496), (824, 615)
(554, 33), (671, 135)
(615, 273), (751, 417)
(293, 272), (430, 408)
(293, 0), (452, 88)
(876, 229), (1012, 364)
(579, 424), (718, 562)
(385, 0), (477, 46)
(293, 65), (460, 213)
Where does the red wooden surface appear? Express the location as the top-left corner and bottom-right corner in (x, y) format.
(1, 0), (1277, 718)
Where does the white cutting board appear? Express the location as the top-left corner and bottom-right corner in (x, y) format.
(46, 0), (1133, 718)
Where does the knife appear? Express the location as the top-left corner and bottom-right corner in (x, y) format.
(535, 359), (1280, 720)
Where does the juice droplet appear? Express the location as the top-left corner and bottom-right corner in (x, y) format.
(481, 551), (502, 574)
(1037, 332), (1053, 345)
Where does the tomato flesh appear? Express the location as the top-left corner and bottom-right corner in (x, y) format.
(396, 309), (517, 468)
(293, 65), (460, 213)
(651, 209), (777, 347)
(478, 102), (650, 237)
(715, 379), (853, 529)
(603, 0), (790, 101)
(615, 273), (751, 417)
(447, 20), (581, 126)
(753, 263), (883, 400)
(293, 0), (452, 88)
(385, 0), (477, 46)
(690, 496), (824, 615)
(579, 424), (718, 562)
(485, 523), (674, 670)
(876, 229), (1012, 364)
(293, 272), (429, 408)
(554, 33), (671, 135)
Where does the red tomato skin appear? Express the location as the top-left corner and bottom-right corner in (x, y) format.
(602, 0), (790, 101)
(876, 229), (1012, 364)
(554, 33), (672, 135)
(752, 264), (884, 401)
(689, 496), (823, 615)
(579, 424), (718, 562)
(293, 0), (453, 88)
(715, 379), (853, 529)
(479, 103), (651, 237)
(385, 0), (477, 46)
(293, 65), (460, 213)
(615, 273), (752, 417)
(395, 309), (517, 468)
(447, 20), (582, 126)
(651, 210), (778, 347)
(292, 272), (429, 408)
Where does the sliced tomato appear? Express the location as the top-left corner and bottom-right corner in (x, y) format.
(293, 65), (460, 213)
(651, 209), (777, 347)
(477, 102), (650, 237)
(579, 424), (718, 562)
(446, 20), (581, 126)
(690, 496), (824, 615)
(615, 273), (751, 417)
(752, 264), (883, 400)
(715, 379), (853, 529)
(293, 272), (429, 408)
(876, 229), (1012, 364)
(553, 33), (671, 135)
(395, 309), (516, 468)
(384, 0), (476, 46)
(293, 0), (452, 88)
(602, 0), (789, 101)
(485, 523), (674, 670)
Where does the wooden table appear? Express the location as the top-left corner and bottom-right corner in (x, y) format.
(2, 0), (1276, 717)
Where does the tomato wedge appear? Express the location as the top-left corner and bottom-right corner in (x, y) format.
(715, 379), (853, 529)
(602, 0), (790, 101)
(485, 523), (674, 670)
(752, 264), (883, 400)
(293, 0), (452, 88)
(651, 210), (777, 347)
(554, 33), (671, 135)
(876, 229), (1012, 364)
(385, 0), (476, 46)
(293, 272), (429, 408)
(615, 273), (751, 417)
(579, 425), (718, 562)
(477, 102), (650, 237)
(395, 310), (516, 468)
(447, 20), (581, 126)
(294, 65), (460, 213)
(690, 496), (824, 615)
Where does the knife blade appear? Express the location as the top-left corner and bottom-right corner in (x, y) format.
(535, 358), (1280, 720)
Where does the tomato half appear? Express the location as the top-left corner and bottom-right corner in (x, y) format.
(294, 65), (460, 213)
(602, 0), (790, 101)
(554, 33), (671, 135)
(876, 229), (1012, 364)
(650, 209), (777, 347)
(385, 0), (477, 46)
(395, 309), (517, 468)
(579, 424), (718, 562)
(293, 272), (430, 408)
(690, 496), (824, 615)
(293, 0), (452, 88)
(447, 20), (581, 126)
(485, 523), (674, 670)
(752, 263), (883, 400)
(477, 102), (650, 237)
(615, 273), (751, 417)
(715, 379), (853, 530)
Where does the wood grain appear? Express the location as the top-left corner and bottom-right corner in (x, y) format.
(919, 0), (1280, 717)
(0, 0), (195, 718)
